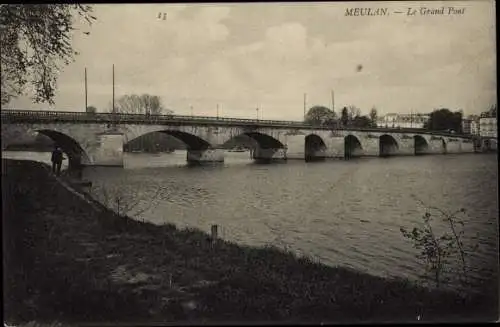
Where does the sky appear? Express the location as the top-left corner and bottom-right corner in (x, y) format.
(7, 1), (497, 120)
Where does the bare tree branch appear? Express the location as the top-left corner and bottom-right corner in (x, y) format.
(111, 94), (173, 115)
(91, 183), (166, 219)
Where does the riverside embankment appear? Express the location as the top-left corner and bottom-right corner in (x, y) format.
(2, 159), (497, 324)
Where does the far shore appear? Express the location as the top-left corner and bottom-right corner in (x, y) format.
(2, 159), (497, 324)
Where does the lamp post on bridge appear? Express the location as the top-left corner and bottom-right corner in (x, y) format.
(256, 107), (259, 120)
(190, 105), (193, 116)
(84, 67), (88, 112)
(112, 64), (115, 115)
(303, 93), (307, 121)
(111, 64), (117, 129)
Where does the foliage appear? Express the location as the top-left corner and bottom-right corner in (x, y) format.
(0, 4), (96, 105)
(350, 115), (372, 128)
(347, 105), (361, 121)
(304, 105), (336, 126)
(423, 108), (463, 133)
(400, 199), (478, 290)
(86, 105), (97, 113)
(480, 104), (497, 118)
(94, 184), (164, 218)
(340, 107), (349, 126)
(337, 105), (371, 128)
(110, 94), (172, 115)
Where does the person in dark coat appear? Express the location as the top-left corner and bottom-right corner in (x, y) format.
(51, 146), (64, 176)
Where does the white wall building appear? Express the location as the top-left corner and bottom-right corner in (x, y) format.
(471, 119), (480, 135)
(377, 113), (429, 129)
(479, 117), (497, 138)
(462, 119), (472, 135)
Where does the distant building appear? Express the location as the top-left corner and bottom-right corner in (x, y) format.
(471, 119), (480, 135)
(466, 115), (480, 135)
(377, 113), (429, 129)
(461, 118), (472, 135)
(479, 117), (497, 138)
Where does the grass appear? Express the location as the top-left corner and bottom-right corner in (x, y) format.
(2, 159), (498, 324)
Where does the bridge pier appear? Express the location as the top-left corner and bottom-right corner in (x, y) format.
(426, 138), (446, 154)
(480, 138), (497, 152)
(306, 149), (328, 162)
(398, 138), (415, 155)
(460, 139), (475, 153)
(187, 148), (225, 164)
(361, 138), (379, 157)
(283, 134), (305, 160)
(251, 147), (287, 163)
(445, 138), (462, 154)
(285, 134), (337, 161)
(325, 137), (345, 159)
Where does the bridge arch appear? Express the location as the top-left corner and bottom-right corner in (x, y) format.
(344, 134), (363, 159)
(222, 131), (284, 163)
(379, 134), (399, 157)
(414, 135), (429, 155)
(125, 130), (212, 150)
(305, 134), (326, 162)
(221, 132), (284, 149)
(242, 132), (284, 149)
(36, 129), (91, 168)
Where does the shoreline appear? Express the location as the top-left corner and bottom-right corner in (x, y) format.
(2, 159), (498, 324)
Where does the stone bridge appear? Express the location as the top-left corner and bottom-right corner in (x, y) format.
(1, 110), (476, 167)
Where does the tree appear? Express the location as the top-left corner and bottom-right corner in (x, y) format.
(111, 94), (172, 115)
(304, 105), (336, 126)
(341, 107), (349, 127)
(1, 4), (96, 105)
(452, 111), (463, 133)
(347, 105), (361, 121)
(369, 107), (378, 127)
(425, 108), (463, 133)
(86, 105), (97, 113)
(481, 104), (497, 118)
(351, 115), (372, 128)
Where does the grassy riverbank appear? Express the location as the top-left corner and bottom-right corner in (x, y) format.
(2, 159), (497, 324)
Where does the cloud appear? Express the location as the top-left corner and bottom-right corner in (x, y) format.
(6, 2), (496, 120)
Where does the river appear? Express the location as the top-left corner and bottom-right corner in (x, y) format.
(3, 150), (498, 294)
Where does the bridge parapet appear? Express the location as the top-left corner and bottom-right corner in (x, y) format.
(0, 109), (475, 138)
(1, 109), (310, 129)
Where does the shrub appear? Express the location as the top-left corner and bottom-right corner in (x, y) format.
(400, 199), (478, 292)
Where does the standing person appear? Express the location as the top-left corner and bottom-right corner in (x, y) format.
(51, 146), (64, 176)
